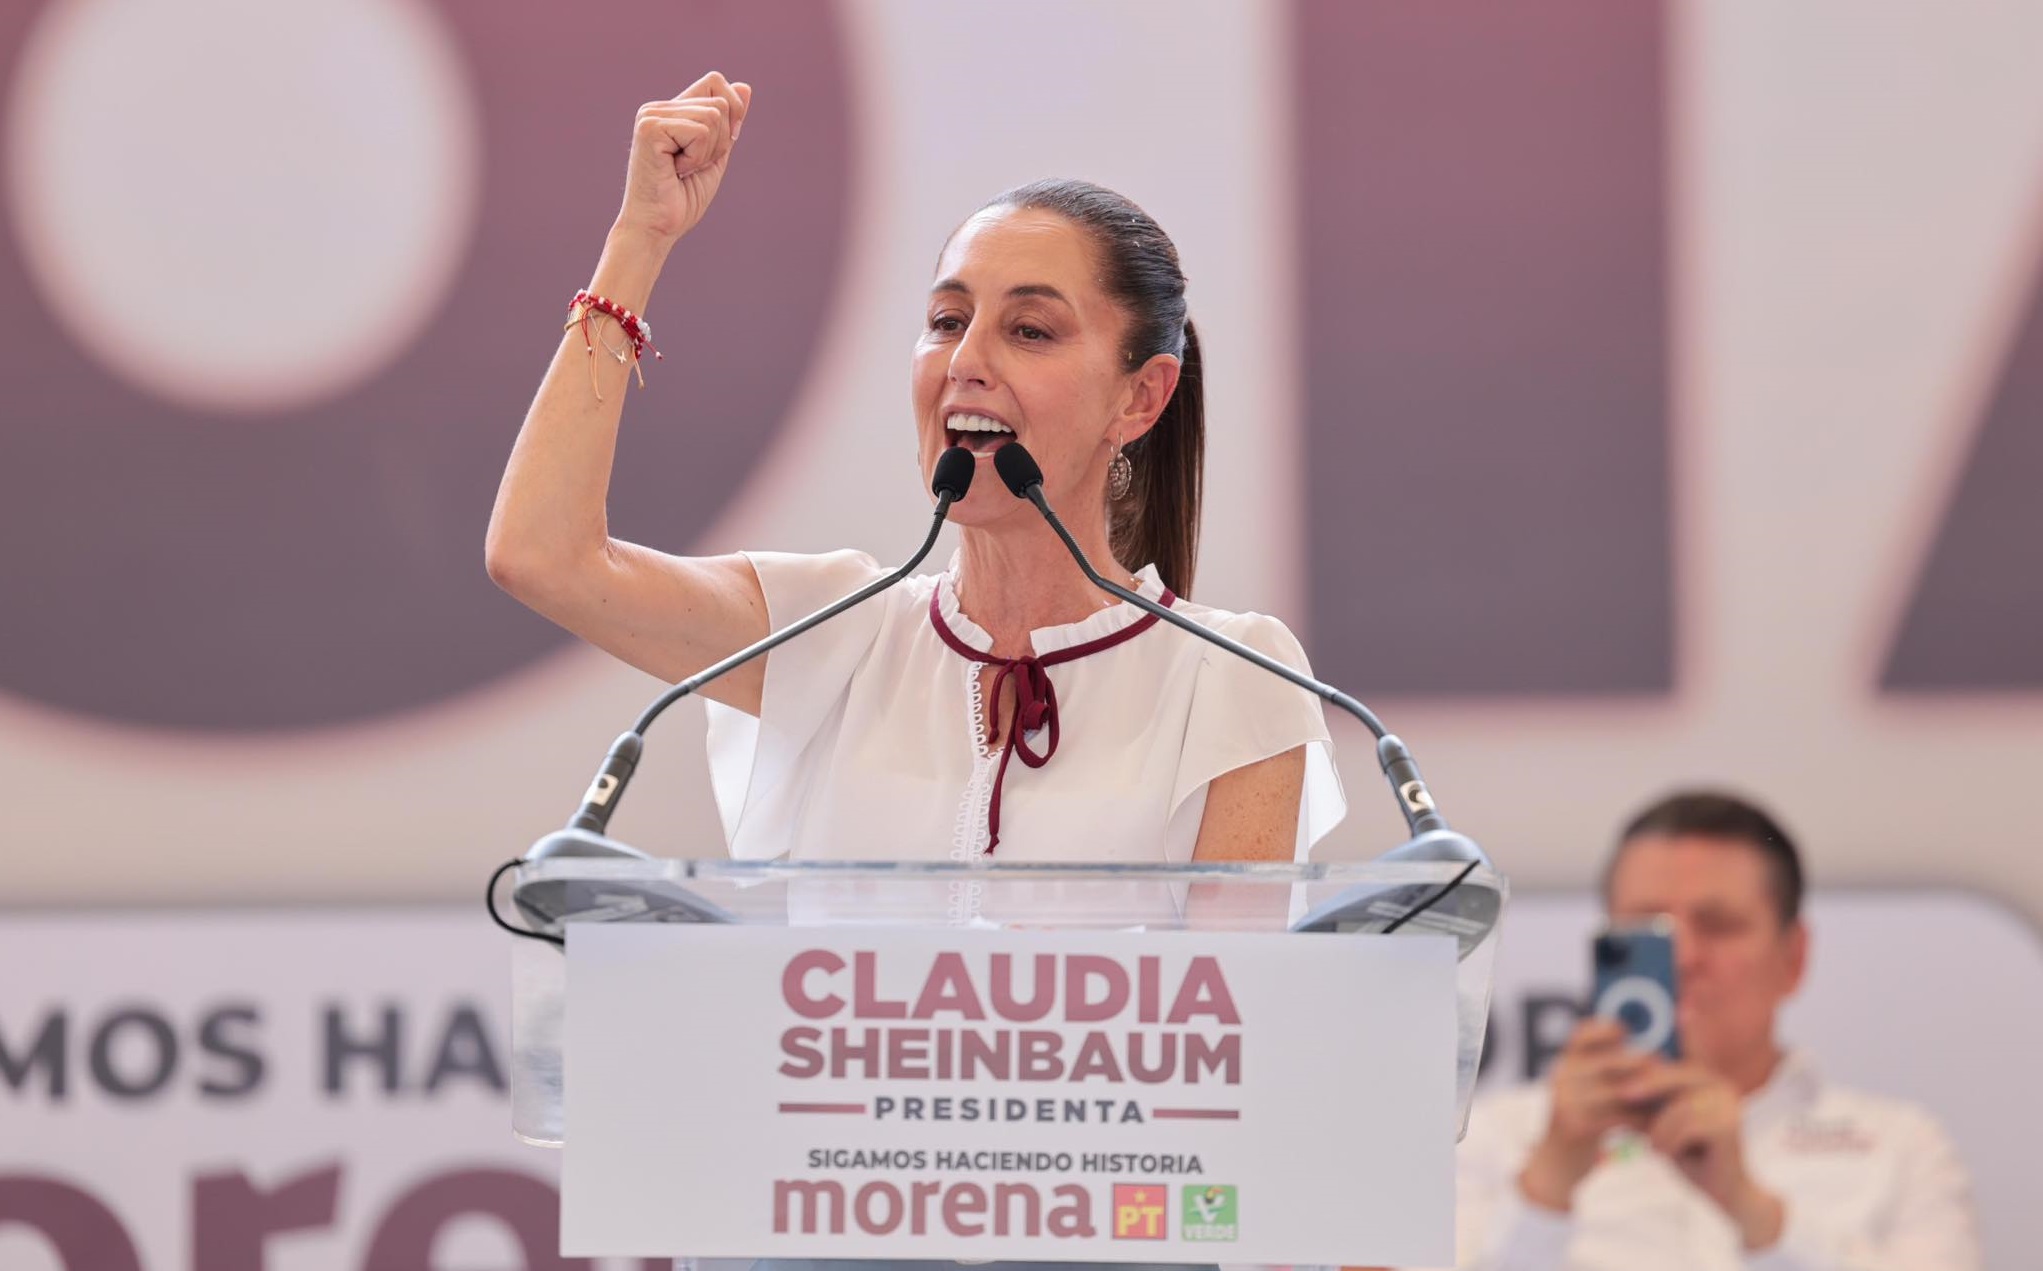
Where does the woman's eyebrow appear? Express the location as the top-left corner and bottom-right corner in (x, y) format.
(929, 279), (1071, 305)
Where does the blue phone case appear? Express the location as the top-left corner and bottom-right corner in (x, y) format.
(1592, 921), (1681, 1060)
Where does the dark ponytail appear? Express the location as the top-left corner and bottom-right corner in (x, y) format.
(1113, 318), (1201, 597)
(978, 180), (1204, 597)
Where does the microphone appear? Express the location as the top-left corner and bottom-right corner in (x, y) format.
(492, 446), (978, 942)
(990, 442), (1500, 952)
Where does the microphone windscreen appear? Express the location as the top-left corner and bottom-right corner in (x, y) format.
(931, 445), (976, 501)
(993, 442), (1044, 497)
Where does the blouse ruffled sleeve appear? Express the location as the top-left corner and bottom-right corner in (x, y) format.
(703, 548), (889, 858)
(1167, 610), (1348, 861)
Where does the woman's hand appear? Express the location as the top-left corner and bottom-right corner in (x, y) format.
(615, 71), (753, 246)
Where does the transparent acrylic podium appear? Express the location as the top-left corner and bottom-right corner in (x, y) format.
(509, 855), (1506, 1270)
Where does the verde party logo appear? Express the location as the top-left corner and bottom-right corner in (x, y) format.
(1182, 1184), (1238, 1242)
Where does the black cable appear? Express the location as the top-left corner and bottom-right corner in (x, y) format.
(1379, 858), (1482, 935)
(486, 858), (564, 946)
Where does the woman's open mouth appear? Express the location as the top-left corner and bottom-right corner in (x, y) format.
(945, 412), (1016, 455)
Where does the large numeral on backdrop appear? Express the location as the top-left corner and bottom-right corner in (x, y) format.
(6, 1), (2037, 735)
(1884, 240), (2043, 690)
(1293, 0), (1676, 695)
(0, 1), (851, 730)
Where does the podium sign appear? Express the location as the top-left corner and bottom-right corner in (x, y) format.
(562, 924), (1457, 1265)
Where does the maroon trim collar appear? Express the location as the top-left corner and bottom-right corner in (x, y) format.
(928, 583), (1176, 852)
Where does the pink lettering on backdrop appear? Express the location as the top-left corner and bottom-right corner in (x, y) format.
(782, 950), (845, 1020)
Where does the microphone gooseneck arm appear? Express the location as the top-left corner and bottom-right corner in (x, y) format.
(992, 443), (1447, 838)
(566, 446), (977, 836)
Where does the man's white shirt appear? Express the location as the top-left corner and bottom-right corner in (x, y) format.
(1428, 1052), (1981, 1270)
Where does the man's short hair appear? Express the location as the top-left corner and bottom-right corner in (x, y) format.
(1604, 790), (1805, 926)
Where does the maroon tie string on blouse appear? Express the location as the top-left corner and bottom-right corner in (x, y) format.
(927, 585), (1176, 852)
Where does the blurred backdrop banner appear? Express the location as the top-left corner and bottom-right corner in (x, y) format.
(3, 0), (2041, 1267)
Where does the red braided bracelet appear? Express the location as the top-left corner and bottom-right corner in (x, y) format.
(565, 288), (664, 399)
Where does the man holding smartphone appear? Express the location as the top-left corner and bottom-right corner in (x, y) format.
(1436, 791), (1981, 1270)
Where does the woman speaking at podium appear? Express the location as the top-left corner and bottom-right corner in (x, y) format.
(486, 72), (1345, 870)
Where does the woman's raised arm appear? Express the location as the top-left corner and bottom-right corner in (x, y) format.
(485, 72), (771, 713)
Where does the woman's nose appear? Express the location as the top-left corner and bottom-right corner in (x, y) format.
(948, 322), (996, 389)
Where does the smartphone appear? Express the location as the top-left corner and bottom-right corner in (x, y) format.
(1591, 919), (1681, 1060)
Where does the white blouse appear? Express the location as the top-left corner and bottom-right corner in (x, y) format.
(704, 549), (1345, 867)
